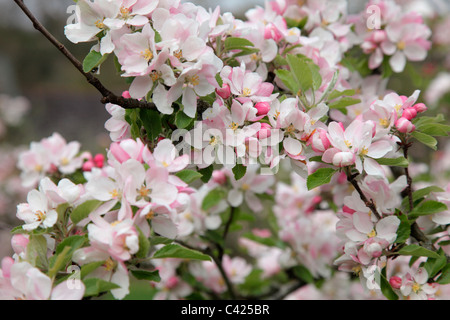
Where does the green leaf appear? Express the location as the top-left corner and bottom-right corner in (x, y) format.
(224, 37), (255, 51)
(175, 109), (195, 128)
(306, 168), (337, 190)
(232, 163), (247, 181)
(328, 97), (361, 114)
(242, 232), (285, 249)
(175, 169), (203, 184)
(409, 200), (448, 219)
(437, 265), (450, 285)
(417, 123), (450, 137)
(198, 165), (214, 183)
(380, 268), (399, 300)
(48, 235), (86, 278)
(395, 214), (411, 244)
(70, 200), (103, 225)
(140, 109), (162, 142)
(82, 50), (107, 73)
(150, 236), (173, 246)
(275, 69), (299, 94)
(215, 73), (223, 88)
(152, 244), (211, 261)
(327, 89), (356, 101)
(286, 54), (322, 92)
(131, 270), (161, 282)
(411, 131), (438, 150)
(401, 186), (445, 209)
(136, 226), (150, 259)
(397, 244), (441, 259)
(80, 261), (105, 279)
(375, 157), (409, 167)
(202, 188), (226, 211)
(292, 266), (314, 284)
(83, 278), (121, 297)
(424, 253), (447, 278)
(26, 235), (48, 269)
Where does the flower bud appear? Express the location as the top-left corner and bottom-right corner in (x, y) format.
(395, 117), (416, 133)
(215, 83), (231, 99)
(122, 91), (131, 99)
(82, 160), (94, 172)
(212, 170), (227, 185)
(311, 129), (330, 153)
(254, 102), (271, 116)
(332, 152), (356, 167)
(402, 107), (417, 120)
(256, 122), (272, 139)
(413, 103), (427, 113)
(93, 154), (105, 168)
(389, 276), (402, 289)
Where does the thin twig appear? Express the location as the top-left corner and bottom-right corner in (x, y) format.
(345, 168), (382, 220)
(13, 0), (156, 110)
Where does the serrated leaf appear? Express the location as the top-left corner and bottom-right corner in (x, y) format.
(375, 157), (409, 167)
(409, 200), (448, 219)
(327, 89), (356, 101)
(152, 244), (211, 261)
(398, 244), (440, 258)
(131, 270), (161, 282)
(401, 186), (445, 209)
(411, 131), (438, 150)
(150, 236), (173, 246)
(424, 254), (447, 278)
(275, 69), (299, 94)
(417, 123), (450, 137)
(437, 265), (450, 284)
(306, 168), (337, 190)
(202, 188), (226, 211)
(175, 169), (203, 184)
(70, 200), (103, 225)
(224, 37), (255, 51)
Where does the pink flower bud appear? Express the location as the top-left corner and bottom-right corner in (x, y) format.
(332, 152), (356, 167)
(413, 103), (427, 113)
(212, 170), (227, 185)
(82, 160), (94, 172)
(395, 117), (416, 133)
(402, 107), (417, 120)
(93, 154), (105, 168)
(216, 83), (231, 99)
(252, 228), (271, 238)
(166, 276), (180, 289)
(254, 102), (271, 116)
(389, 276), (402, 289)
(311, 129), (330, 153)
(342, 205), (356, 214)
(256, 122), (272, 139)
(122, 91), (131, 99)
(11, 234), (29, 256)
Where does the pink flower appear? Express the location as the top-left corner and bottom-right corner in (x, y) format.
(400, 268), (439, 300)
(105, 104), (131, 142)
(16, 189), (58, 231)
(395, 117), (416, 134)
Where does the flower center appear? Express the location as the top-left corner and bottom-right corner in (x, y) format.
(412, 282), (421, 293)
(109, 189), (121, 199)
(35, 210), (46, 222)
(95, 19), (106, 29)
(242, 183), (250, 191)
(242, 88), (252, 97)
(360, 147), (369, 156)
(174, 49), (183, 60)
(120, 7), (131, 19)
(379, 118), (390, 128)
(187, 75), (200, 86)
(344, 140), (352, 148)
(146, 210), (155, 220)
(104, 258), (116, 272)
(367, 229), (377, 238)
(150, 70), (160, 82)
(141, 49), (154, 62)
(229, 122), (239, 131)
(61, 157), (70, 166)
(397, 41), (406, 50)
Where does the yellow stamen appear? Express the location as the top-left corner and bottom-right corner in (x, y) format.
(274, 111), (281, 120)
(345, 140), (352, 148)
(146, 210), (155, 220)
(379, 118), (390, 128)
(360, 147), (369, 156)
(109, 189), (121, 199)
(188, 75), (200, 86)
(286, 124), (295, 134)
(412, 282), (421, 293)
(209, 136), (217, 145)
(34, 164), (43, 172)
(104, 258), (116, 271)
(352, 265), (362, 276)
(141, 49), (154, 61)
(35, 210), (46, 222)
(242, 183), (250, 191)
(174, 49), (183, 60)
(150, 71), (160, 82)
(229, 122), (239, 131)
(120, 7), (131, 19)
(242, 88), (251, 97)
(138, 186), (150, 197)
(95, 19), (106, 29)
(250, 53), (260, 61)
(397, 41), (406, 50)
(110, 220), (121, 227)
(367, 229), (377, 238)
(61, 157), (70, 166)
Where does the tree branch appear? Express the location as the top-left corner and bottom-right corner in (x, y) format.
(13, 0), (156, 110)
(345, 168), (382, 220)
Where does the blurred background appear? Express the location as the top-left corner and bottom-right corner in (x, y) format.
(0, 0), (449, 275)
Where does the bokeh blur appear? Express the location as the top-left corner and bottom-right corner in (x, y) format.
(0, 0), (450, 273)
